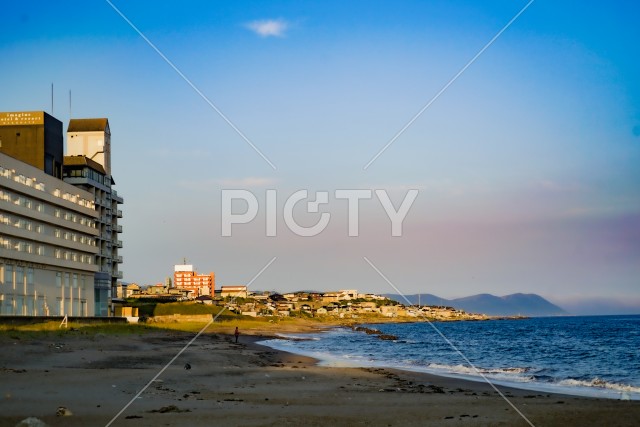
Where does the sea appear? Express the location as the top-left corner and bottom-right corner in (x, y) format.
(259, 315), (640, 400)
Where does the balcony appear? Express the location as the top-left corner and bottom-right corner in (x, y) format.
(116, 210), (123, 218)
(116, 225), (123, 233)
(116, 240), (123, 248)
(112, 190), (124, 204)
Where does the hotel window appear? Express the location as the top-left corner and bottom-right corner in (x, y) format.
(35, 224), (42, 233)
(57, 298), (63, 316)
(15, 296), (25, 315)
(2, 296), (13, 316)
(73, 274), (78, 288)
(56, 272), (62, 288)
(64, 273), (70, 288)
(27, 267), (34, 287)
(26, 298), (34, 316)
(55, 209), (61, 218)
(37, 245), (44, 256)
(55, 249), (62, 259)
(15, 266), (24, 289)
(55, 229), (61, 238)
(37, 296), (45, 316)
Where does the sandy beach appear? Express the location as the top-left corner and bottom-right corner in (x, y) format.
(1, 323), (638, 427)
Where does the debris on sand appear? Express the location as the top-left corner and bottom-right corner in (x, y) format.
(148, 405), (191, 413)
(55, 406), (73, 416)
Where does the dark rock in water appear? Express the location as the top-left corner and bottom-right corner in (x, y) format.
(184, 363), (191, 370)
(352, 326), (397, 341)
(378, 334), (398, 340)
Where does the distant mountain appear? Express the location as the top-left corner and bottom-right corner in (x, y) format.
(382, 293), (568, 317)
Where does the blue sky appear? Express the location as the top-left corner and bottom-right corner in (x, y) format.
(1, 1), (639, 311)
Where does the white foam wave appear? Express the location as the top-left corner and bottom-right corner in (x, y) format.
(274, 333), (321, 341)
(426, 363), (530, 377)
(559, 378), (640, 394)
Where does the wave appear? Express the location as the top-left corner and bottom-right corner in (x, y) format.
(425, 363), (531, 377)
(558, 378), (640, 394)
(273, 333), (321, 341)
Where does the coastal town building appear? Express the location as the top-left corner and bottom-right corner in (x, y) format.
(220, 285), (248, 299)
(173, 263), (214, 298)
(63, 118), (124, 315)
(322, 289), (359, 303)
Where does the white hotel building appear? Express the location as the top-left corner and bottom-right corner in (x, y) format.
(0, 111), (123, 317)
(0, 151), (99, 316)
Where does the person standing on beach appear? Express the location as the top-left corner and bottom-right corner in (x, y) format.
(234, 326), (240, 343)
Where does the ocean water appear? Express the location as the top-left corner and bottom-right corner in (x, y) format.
(259, 315), (640, 400)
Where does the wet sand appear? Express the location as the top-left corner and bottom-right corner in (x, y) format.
(1, 327), (638, 426)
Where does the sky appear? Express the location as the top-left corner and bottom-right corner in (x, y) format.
(1, 1), (639, 312)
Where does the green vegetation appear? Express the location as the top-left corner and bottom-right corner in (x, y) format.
(376, 298), (400, 307)
(125, 300), (239, 318)
(0, 321), (157, 337)
(153, 302), (223, 316)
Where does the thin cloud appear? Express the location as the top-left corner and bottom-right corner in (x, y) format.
(177, 177), (278, 191)
(245, 19), (289, 37)
(219, 177), (279, 187)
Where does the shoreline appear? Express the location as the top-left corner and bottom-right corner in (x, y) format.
(255, 331), (640, 403)
(1, 324), (639, 426)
